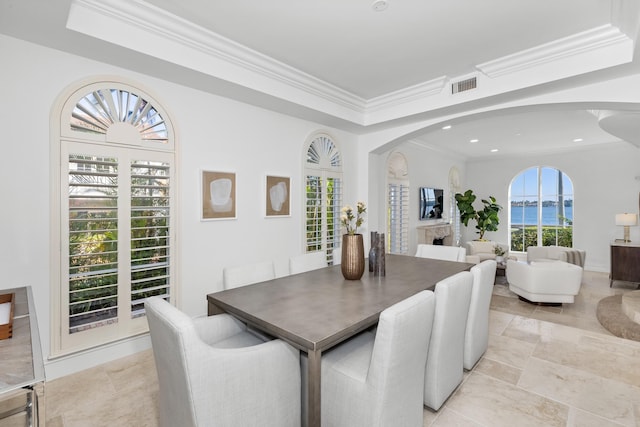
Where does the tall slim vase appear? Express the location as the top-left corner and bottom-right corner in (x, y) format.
(341, 234), (365, 280)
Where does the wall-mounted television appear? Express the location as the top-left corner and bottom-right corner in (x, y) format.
(419, 187), (444, 220)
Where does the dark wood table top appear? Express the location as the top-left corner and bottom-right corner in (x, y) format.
(206, 254), (474, 353)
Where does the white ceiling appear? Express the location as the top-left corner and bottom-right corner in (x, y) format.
(144, 0), (614, 99)
(2, 0), (640, 159)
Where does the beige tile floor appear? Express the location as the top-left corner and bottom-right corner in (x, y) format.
(44, 271), (640, 427)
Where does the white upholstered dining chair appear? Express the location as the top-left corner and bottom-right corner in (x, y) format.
(332, 247), (342, 265)
(319, 290), (436, 427)
(289, 251), (327, 275)
(423, 271), (473, 411)
(145, 297), (301, 427)
(222, 260), (275, 289)
(415, 244), (480, 264)
(463, 260), (497, 370)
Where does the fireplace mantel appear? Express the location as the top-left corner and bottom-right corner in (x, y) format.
(417, 223), (453, 246)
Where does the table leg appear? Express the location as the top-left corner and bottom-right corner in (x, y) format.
(307, 349), (321, 427)
(207, 301), (225, 316)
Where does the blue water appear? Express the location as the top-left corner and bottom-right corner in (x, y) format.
(511, 205), (573, 226)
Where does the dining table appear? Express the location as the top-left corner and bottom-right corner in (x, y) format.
(206, 253), (474, 427)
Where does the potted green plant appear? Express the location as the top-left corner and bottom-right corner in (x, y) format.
(454, 189), (503, 240)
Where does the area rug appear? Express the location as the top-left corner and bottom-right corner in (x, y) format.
(596, 295), (640, 342)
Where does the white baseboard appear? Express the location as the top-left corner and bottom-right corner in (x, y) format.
(44, 334), (152, 380)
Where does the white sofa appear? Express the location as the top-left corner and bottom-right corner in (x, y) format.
(506, 259), (583, 304)
(527, 245), (586, 267)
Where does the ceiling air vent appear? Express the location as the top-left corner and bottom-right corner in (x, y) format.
(451, 77), (477, 94)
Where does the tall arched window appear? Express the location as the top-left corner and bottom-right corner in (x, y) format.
(52, 80), (176, 356)
(387, 152), (409, 254)
(303, 133), (343, 264)
(509, 166), (573, 252)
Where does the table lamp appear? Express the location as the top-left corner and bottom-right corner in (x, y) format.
(615, 213), (637, 242)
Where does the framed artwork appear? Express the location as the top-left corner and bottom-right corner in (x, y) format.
(201, 170), (236, 220)
(265, 175), (291, 217)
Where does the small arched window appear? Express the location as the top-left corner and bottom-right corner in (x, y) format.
(509, 166), (573, 251)
(303, 133), (343, 264)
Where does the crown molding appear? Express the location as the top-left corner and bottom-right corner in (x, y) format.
(476, 24), (631, 78)
(366, 76), (448, 112)
(68, 0), (368, 113)
(67, 1), (636, 126)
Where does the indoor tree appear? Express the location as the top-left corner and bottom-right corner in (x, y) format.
(455, 189), (502, 240)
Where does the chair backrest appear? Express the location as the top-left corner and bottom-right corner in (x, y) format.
(424, 271), (473, 411)
(466, 240), (495, 255)
(464, 260), (497, 370)
(223, 260), (275, 289)
(527, 245), (585, 267)
(332, 247), (342, 265)
(368, 290), (436, 425)
(415, 244), (466, 262)
(289, 251), (327, 275)
(145, 297), (199, 427)
(527, 245), (568, 263)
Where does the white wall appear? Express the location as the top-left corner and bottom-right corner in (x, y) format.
(0, 34), (359, 379)
(371, 143), (466, 254)
(464, 143), (640, 272)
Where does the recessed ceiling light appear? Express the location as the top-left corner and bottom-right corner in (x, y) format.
(490, 148), (499, 152)
(442, 125), (452, 130)
(573, 138), (584, 142)
(372, 0), (388, 11)
(470, 139), (479, 143)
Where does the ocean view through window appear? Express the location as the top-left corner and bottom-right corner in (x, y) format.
(510, 167), (573, 251)
(510, 204), (573, 225)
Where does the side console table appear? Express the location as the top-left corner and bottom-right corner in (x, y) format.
(0, 286), (45, 426)
(610, 241), (640, 287)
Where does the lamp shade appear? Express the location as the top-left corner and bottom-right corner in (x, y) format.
(615, 213), (638, 226)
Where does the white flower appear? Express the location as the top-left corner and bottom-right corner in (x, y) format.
(341, 201), (366, 235)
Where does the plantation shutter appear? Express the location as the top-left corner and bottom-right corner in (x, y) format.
(61, 143), (173, 352)
(130, 159), (171, 317)
(388, 182), (409, 254)
(305, 175), (322, 253)
(67, 154), (120, 333)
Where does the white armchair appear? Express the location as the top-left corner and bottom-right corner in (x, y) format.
(145, 297), (301, 427)
(465, 241), (511, 262)
(506, 260), (583, 304)
(320, 290), (436, 427)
